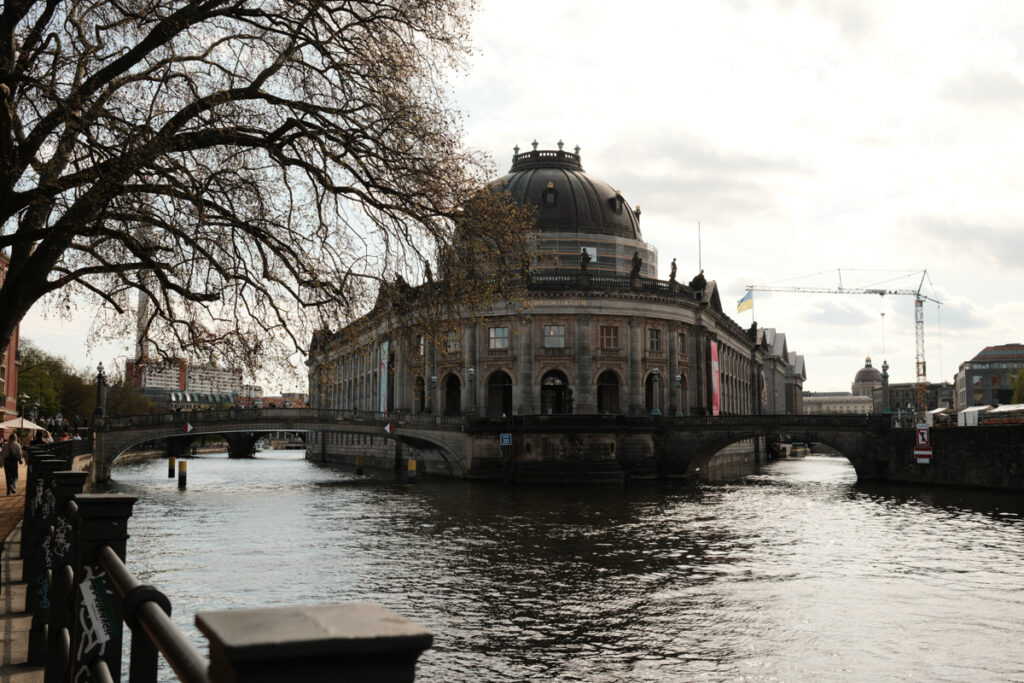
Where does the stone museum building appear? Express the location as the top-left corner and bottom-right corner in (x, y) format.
(307, 145), (805, 476)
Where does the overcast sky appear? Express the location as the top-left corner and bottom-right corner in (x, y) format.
(21, 0), (1024, 394)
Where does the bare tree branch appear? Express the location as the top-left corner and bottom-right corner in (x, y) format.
(0, 0), (532, 379)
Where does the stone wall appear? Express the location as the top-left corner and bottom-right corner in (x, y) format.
(883, 426), (1024, 490)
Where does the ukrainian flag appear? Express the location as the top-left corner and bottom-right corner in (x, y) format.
(736, 290), (753, 313)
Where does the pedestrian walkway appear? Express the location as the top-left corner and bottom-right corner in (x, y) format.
(0, 461), (44, 681)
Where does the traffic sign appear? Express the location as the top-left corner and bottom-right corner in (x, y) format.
(500, 433), (512, 446)
(384, 423), (393, 434)
(914, 423), (931, 463)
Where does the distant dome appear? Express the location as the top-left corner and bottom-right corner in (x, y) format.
(852, 356), (882, 396)
(854, 356), (882, 384)
(493, 147), (643, 241)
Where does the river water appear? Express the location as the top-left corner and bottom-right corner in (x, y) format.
(105, 452), (1024, 682)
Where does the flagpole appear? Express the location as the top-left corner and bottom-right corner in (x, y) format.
(698, 221), (702, 272)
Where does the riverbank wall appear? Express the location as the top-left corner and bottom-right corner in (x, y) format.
(880, 425), (1024, 491)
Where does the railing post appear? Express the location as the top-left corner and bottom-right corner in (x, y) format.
(23, 458), (63, 611)
(68, 494), (137, 682)
(43, 471), (89, 680)
(196, 603), (433, 683)
(24, 459), (66, 663)
(21, 452), (60, 558)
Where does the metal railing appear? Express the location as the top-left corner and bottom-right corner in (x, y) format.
(22, 452), (433, 682)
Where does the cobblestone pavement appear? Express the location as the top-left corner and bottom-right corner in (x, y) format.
(0, 461), (44, 681)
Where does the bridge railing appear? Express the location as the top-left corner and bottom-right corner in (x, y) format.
(466, 413), (893, 431)
(95, 407), (468, 431)
(23, 459), (433, 681)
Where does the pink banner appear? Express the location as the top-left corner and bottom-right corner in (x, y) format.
(710, 341), (721, 416)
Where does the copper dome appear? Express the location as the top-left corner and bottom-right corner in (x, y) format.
(492, 147), (643, 241)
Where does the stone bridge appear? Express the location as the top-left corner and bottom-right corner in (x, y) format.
(92, 408), (468, 482)
(91, 409), (1024, 488)
(92, 410), (897, 481)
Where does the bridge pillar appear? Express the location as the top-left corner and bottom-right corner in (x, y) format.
(224, 433), (259, 459)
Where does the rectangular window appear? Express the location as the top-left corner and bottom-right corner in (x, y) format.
(600, 325), (619, 349)
(648, 328), (661, 352)
(678, 331), (687, 353)
(489, 326), (510, 350)
(445, 330), (460, 353)
(972, 375), (982, 386)
(992, 375), (1001, 386)
(543, 324), (565, 348)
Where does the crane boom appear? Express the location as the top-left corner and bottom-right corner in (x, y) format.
(745, 271), (940, 418)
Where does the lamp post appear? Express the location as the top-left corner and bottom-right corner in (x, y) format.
(94, 362), (108, 421)
(17, 393), (29, 418)
(427, 375), (437, 414)
(650, 367), (661, 416)
(31, 401), (39, 422)
(467, 367), (476, 416)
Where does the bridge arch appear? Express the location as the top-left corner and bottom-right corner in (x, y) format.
(92, 409), (470, 483)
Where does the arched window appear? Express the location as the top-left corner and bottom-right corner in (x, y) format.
(644, 371), (664, 414)
(540, 370), (570, 415)
(543, 181), (557, 206)
(486, 371), (513, 417)
(443, 374), (462, 416)
(597, 370), (621, 414)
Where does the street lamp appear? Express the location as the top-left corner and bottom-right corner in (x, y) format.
(17, 393), (29, 418)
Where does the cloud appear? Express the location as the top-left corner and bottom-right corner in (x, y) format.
(939, 68), (1024, 106)
(791, 298), (877, 327)
(603, 133), (811, 227)
(917, 217), (1024, 273)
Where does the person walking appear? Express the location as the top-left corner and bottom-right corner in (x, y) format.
(2, 433), (23, 495)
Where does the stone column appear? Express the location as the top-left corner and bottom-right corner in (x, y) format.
(465, 323), (480, 415)
(426, 342), (437, 414)
(517, 317), (535, 414)
(650, 367), (662, 416)
(574, 314), (593, 413)
(668, 324), (680, 416)
(627, 317), (643, 415)
(692, 316), (706, 415)
(393, 341), (406, 413)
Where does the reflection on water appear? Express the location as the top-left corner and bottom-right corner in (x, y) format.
(107, 453), (1024, 681)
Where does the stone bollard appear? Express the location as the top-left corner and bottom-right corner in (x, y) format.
(67, 494), (137, 682)
(40, 471), (89, 676)
(196, 603), (433, 683)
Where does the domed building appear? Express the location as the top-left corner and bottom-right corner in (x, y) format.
(307, 145), (804, 479)
(852, 356), (883, 396)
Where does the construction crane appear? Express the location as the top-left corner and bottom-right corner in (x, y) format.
(745, 270), (941, 418)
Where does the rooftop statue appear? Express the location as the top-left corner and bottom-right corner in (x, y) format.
(630, 251), (642, 278)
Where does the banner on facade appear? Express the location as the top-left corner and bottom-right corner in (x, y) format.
(760, 370), (768, 413)
(710, 341), (721, 416)
(379, 340), (389, 412)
